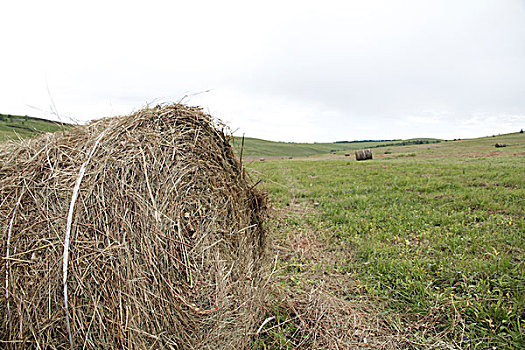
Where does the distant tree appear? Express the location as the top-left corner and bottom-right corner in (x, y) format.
(520, 129), (524, 133)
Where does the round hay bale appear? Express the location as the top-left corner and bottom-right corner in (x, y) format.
(0, 104), (267, 349)
(495, 143), (506, 148)
(355, 149), (373, 161)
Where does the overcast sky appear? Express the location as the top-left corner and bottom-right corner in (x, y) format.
(1, 0), (524, 142)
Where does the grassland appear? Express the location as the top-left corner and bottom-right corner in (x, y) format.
(249, 132), (524, 348)
(1, 117), (522, 348)
(232, 136), (442, 158)
(0, 113), (70, 141)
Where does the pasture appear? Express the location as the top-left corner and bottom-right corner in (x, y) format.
(0, 114), (70, 141)
(249, 133), (524, 348)
(1, 114), (523, 348)
(232, 136), (442, 158)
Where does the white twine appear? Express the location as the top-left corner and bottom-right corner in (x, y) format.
(256, 316), (276, 335)
(5, 189), (24, 320)
(63, 130), (106, 349)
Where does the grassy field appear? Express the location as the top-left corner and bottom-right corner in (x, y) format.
(0, 113), (70, 141)
(249, 132), (524, 348)
(232, 136), (442, 158)
(1, 117), (523, 348)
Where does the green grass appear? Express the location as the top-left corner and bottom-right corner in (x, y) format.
(249, 132), (524, 348)
(2, 112), (523, 347)
(0, 113), (71, 141)
(232, 136), (442, 157)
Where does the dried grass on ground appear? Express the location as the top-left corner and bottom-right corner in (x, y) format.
(255, 203), (409, 349)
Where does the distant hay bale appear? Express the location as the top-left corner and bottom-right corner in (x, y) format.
(355, 149), (373, 161)
(344, 153), (350, 157)
(495, 143), (507, 148)
(0, 104), (267, 349)
(259, 157), (265, 162)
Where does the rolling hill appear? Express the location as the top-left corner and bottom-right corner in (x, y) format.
(0, 113), (71, 141)
(4, 113), (520, 159)
(231, 136), (442, 157)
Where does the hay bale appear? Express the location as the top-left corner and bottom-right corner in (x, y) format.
(259, 157), (265, 162)
(495, 143), (507, 148)
(0, 104), (267, 349)
(355, 149), (373, 161)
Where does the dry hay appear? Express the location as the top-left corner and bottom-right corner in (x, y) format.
(259, 287), (407, 349)
(0, 104), (268, 349)
(257, 206), (409, 349)
(494, 143), (507, 148)
(355, 149), (373, 161)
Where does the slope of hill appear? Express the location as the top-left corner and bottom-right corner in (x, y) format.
(0, 113), (71, 141)
(232, 137), (442, 157)
(375, 132), (525, 160)
(3, 113), (519, 160)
